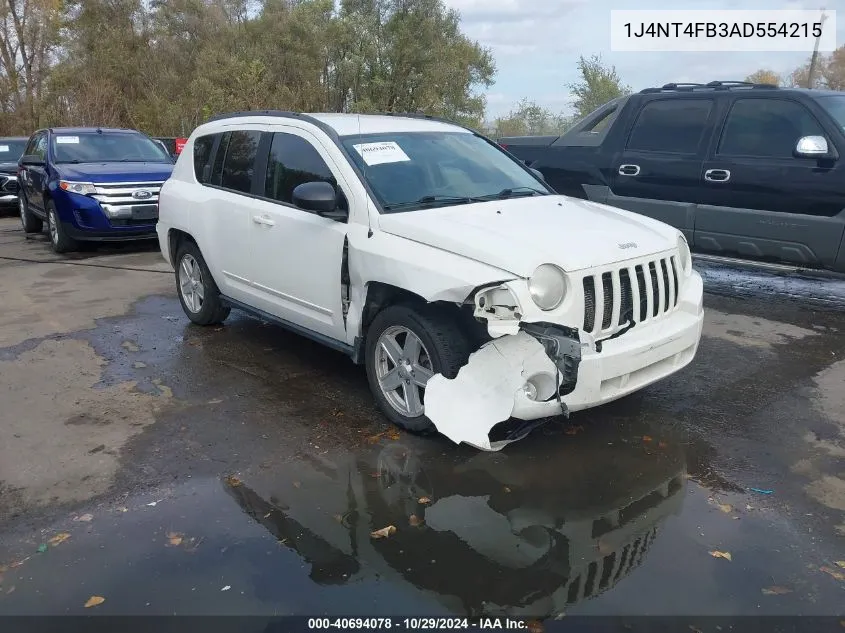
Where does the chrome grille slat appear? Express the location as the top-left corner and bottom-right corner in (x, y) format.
(580, 253), (681, 338)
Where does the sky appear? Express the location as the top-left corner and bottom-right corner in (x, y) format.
(442, 0), (845, 118)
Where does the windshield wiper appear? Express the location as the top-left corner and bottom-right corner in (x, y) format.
(383, 195), (483, 211)
(477, 186), (547, 200)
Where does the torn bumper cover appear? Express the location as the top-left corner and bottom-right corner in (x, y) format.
(425, 280), (704, 451)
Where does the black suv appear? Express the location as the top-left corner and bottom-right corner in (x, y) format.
(500, 81), (845, 273)
(0, 136), (28, 209)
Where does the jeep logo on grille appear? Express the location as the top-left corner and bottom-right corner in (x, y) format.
(618, 242), (637, 249)
(132, 189), (152, 200)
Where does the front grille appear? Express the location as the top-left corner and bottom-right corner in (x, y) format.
(0, 174), (18, 194)
(582, 255), (681, 336)
(91, 181), (164, 223)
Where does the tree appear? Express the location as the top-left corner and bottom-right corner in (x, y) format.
(493, 98), (571, 137)
(567, 54), (630, 121)
(787, 45), (845, 89)
(745, 69), (780, 86)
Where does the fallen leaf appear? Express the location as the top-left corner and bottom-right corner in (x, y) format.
(526, 621), (544, 633)
(166, 532), (183, 547)
(263, 512), (273, 519)
(119, 507), (128, 513)
(503, 486), (511, 493)
(221, 585), (231, 592)
(225, 475), (242, 487)
(207, 398), (223, 405)
(133, 362), (146, 369)
(820, 566), (845, 581)
(409, 514), (422, 527)
(293, 481), (301, 488)
(564, 425), (584, 435)
(74, 513), (93, 522)
(717, 504), (733, 514)
(746, 504), (753, 511)
(762, 586), (793, 595)
(387, 430), (401, 440)
(333, 514), (344, 523)
(146, 500), (161, 507)
(642, 435), (653, 442)
(365, 432), (385, 444)
(418, 497), (431, 504)
(370, 525), (397, 539)
(84, 596), (105, 608)
(835, 561), (845, 569)
(121, 341), (139, 352)
(658, 441), (668, 449)
(709, 550), (732, 561)
(6, 586), (14, 594)
(10, 558), (29, 568)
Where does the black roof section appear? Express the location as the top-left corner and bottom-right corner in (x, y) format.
(640, 80), (780, 94)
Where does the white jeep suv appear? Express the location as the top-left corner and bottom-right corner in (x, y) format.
(157, 111), (704, 450)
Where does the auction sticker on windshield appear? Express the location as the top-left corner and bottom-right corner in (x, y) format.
(56, 136), (80, 144)
(0, 145), (9, 152)
(352, 141), (410, 166)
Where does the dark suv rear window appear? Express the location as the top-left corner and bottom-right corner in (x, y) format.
(627, 99), (713, 154)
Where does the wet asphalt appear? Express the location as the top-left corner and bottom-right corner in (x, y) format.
(0, 216), (844, 620)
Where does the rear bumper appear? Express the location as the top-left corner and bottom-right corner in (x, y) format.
(62, 222), (158, 242)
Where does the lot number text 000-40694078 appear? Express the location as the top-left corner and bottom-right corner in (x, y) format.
(609, 9), (837, 52)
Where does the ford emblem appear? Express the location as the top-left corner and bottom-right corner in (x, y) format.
(132, 189), (152, 200)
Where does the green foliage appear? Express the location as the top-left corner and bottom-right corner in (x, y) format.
(567, 54), (630, 120)
(0, 0), (495, 135)
(493, 98), (571, 138)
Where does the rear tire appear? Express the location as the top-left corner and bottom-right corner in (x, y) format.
(175, 240), (230, 326)
(19, 195), (43, 234)
(46, 199), (78, 253)
(365, 304), (472, 433)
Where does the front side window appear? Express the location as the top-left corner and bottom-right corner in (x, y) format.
(51, 133), (170, 163)
(718, 98), (825, 158)
(265, 132), (337, 204)
(627, 99), (713, 154)
(33, 133), (48, 159)
(340, 132), (551, 212)
(0, 140), (27, 158)
(220, 130), (261, 194)
(815, 95), (845, 133)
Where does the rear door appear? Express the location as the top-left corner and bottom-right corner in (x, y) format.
(696, 96), (845, 269)
(607, 97), (717, 242)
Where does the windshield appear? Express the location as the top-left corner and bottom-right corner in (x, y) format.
(340, 131), (551, 212)
(0, 140), (27, 160)
(51, 133), (171, 164)
(817, 95), (845, 132)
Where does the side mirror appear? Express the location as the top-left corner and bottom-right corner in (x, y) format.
(20, 154), (44, 166)
(794, 135), (831, 159)
(292, 181), (347, 221)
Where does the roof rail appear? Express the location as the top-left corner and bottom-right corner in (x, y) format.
(639, 80), (779, 94)
(204, 110), (340, 140)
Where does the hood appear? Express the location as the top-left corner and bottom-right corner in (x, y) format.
(376, 195), (678, 276)
(55, 162), (174, 183)
(0, 160), (18, 174)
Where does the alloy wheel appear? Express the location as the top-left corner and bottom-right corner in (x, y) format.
(178, 254), (205, 314)
(375, 325), (435, 417)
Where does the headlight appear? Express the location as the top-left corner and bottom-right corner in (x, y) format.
(528, 264), (566, 311)
(59, 180), (96, 195)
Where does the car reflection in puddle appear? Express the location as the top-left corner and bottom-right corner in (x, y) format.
(224, 432), (686, 618)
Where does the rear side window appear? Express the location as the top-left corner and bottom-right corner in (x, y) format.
(221, 130), (260, 194)
(193, 134), (215, 182)
(627, 99), (713, 154)
(718, 98), (825, 158)
(210, 132), (230, 186)
(264, 132), (337, 204)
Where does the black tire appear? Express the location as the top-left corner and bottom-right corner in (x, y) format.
(365, 304), (472, 433)
(174, 240), (230, 326)
(19, 195), (43, 233)
(45, 199), (78, 253)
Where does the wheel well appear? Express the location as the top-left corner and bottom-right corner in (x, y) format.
(168, 229), (196, 262)
(359, 282), (489, 349)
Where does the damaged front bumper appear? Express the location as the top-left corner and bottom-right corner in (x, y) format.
(425, 271), (704, 451)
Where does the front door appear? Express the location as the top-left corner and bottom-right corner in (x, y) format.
(608, 97), (717, 243)
(696, 96), (845, 269)
(248, 128), (349, 342)
(22, 132), (48, 214)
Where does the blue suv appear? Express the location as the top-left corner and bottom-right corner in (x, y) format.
(17, 127), (175, 253)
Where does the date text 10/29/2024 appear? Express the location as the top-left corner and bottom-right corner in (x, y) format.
(307, 618), (540, 631)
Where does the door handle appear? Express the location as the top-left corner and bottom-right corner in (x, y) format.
(618, 164), (640, 176)
(704, 169), (731, 182)
(252, 215), (275, 227)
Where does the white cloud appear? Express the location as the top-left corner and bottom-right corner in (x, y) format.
(445, 0), (844, 118)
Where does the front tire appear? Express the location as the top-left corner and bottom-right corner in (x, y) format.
(45, 199), (78, 253)
(365, 304), (471, 433)
(175, 240), (230, 326)
(19, 195), (43, 234)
